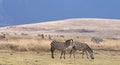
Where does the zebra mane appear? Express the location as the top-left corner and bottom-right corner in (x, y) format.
(87, 45), (93, 53)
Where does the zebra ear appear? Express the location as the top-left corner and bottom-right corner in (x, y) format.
(70, 39), (74, 43)
(70, 39), (73, 41)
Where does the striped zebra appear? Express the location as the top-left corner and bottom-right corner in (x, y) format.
(70, 42), (94, 59)
(50, 39), (75, 59)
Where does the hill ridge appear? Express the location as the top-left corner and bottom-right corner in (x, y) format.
(0, 18), (120, 38)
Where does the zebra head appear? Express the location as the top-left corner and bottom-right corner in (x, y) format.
(90, 53), (94, 59)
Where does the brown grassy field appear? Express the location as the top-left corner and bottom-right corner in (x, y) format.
(0, 18), (120, 65)
(0, 34), (120, 52)
(0, 50), (120, 65)
(0, 33), (119, 65)
(0, 35), (120, 51)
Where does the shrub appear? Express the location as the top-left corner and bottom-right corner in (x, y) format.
(91, 37), (103, 44)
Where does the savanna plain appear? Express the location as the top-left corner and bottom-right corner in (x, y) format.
(0, 35), (120, 65)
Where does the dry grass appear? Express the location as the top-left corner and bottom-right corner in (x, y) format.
(0, 35), (120, 52)
(0, 35), (51, 52)
(71, 38), (120, 50)
(0, 35), (120, 65)
(0, 18), (120, 65)
(0, 50), (120, 65)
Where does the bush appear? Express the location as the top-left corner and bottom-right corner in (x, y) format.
(0, 43), (19, 51)
(91, 37), (103, 44)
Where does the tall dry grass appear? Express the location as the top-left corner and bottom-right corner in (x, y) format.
(73, 37), (120, 50)
(0, 35), (51, 52)
(0, 35), (120, 52)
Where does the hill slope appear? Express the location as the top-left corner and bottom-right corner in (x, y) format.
(0, 18), (120, 38)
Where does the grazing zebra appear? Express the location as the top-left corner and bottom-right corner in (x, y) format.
(50, 39), (75, 59)
(70, 42), (94, 59)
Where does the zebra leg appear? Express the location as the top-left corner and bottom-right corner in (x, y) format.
(51, 47), (55, 59)
(69, 49), (76, 58)
(82, 51), (85, 59)
(69, 49), (73, 58)
(73, 50), (76, 58)
(85, 51), (89, 59)
(60, 50), (63, 59)
(63, 50), (66, 59)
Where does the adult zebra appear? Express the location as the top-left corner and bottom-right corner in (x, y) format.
(50, 39), (75, 59)
(70, 42), (94, 59)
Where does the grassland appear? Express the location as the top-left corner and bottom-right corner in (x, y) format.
(0, 34), (120, 65)
(0, 35), (120, 51)
(0, 50), (120, 65)
(0, 18), (120, 65)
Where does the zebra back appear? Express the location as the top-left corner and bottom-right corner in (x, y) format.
(50, 40), (66, 50)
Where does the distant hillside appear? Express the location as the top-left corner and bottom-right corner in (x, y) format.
(0, 18), (120, 38)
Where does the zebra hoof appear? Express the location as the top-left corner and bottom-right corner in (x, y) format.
(91, 57), (94, 59)
(52, 57), (54, 59)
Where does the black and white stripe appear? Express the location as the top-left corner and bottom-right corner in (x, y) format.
(70, 42), (94, 59)
(50, 39), (75, 59)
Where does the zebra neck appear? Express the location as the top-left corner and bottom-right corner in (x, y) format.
(88, 51), (93, 54)
(87, 47), (93, 54)
(64, 44), (70, 48)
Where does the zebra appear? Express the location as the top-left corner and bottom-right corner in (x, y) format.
(50, 39), (75, 59)
(69, 42), (94, 59)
